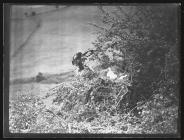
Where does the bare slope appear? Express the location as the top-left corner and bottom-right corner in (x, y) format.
(10, 6), (101, 80)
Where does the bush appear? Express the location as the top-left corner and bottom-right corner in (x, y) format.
(36, 72), (45, 82)
(31, 11), (36, 16)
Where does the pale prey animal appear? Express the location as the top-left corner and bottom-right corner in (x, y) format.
(107, 67), (117, 80)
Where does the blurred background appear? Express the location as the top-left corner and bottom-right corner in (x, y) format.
(10, 5), (104, 81)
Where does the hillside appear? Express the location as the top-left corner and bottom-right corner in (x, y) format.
(10, 71), (75, 85)
(10, 5), (102, 80)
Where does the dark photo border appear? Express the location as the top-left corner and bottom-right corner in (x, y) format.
(3, 1), (183, 138)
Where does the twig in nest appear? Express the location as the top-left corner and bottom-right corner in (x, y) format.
(87, 22), (108, 32)
(45, 109), (68, 127)
(122, 101), (147, 119)
(116, 86), (129, 108)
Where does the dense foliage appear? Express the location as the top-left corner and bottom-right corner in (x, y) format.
(90, 5), (179, 107)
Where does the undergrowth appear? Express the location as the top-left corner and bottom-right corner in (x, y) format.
(9, 74), (178, 134)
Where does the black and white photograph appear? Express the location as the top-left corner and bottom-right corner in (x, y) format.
(5, 4), (180, 136)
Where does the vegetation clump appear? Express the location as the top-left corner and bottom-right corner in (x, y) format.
(36, 72), (45, 82)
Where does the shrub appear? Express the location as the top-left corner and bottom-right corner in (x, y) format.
(31, 11), (36, 16)
(36, 72), (45, 82)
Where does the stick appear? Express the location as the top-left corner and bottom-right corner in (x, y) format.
(116, 87), (128, 107)
(87, 22), (108, 31)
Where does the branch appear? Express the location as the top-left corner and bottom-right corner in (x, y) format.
(116, 6), (130, 19)
(97, 6), (110, 16)
(116, 86), (129, 107)
(87, 22), (108, 32)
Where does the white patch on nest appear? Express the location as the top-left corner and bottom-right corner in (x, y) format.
(107, 67), (117, 80)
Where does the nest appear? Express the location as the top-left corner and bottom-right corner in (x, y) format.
(42, 70), (132, 123)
